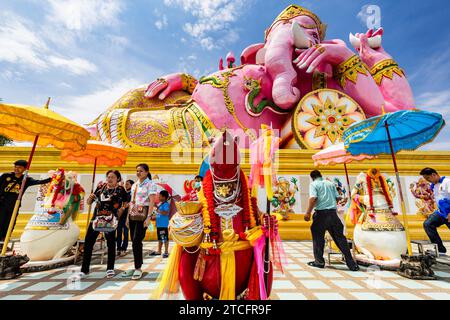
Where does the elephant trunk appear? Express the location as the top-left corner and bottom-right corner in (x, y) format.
(265, 24), (300, 110)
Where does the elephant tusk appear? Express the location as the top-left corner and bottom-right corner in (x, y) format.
(292, 22), (310, 49)
(349, 33), (382, 49)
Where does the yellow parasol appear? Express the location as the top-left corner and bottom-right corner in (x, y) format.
(0, 98), (90, 256)
(60, 140), (128, 232)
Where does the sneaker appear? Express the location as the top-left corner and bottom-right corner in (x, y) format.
(131, 269), (143, 280)
(121, 269), (135, 278)
(106, 270), (115, 279)
(348, 265), (360, 272)
(307, 261), (325, 269)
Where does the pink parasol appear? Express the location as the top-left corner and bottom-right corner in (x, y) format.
(312, 143), (376, 196)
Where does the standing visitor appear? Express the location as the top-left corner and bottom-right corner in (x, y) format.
(117, 179), (134, 257)
(122, 164), (156, 280)
(149, 190), (170, 258)
(80, 170), (127, 278)
(0, 160), (51, 243)
(305, 170), (359, 271)
(420, 167), (450, 256)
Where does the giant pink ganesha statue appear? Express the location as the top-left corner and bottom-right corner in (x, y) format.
(89, 4), (415, 149)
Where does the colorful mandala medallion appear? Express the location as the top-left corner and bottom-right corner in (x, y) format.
(291, 89), (366, 149)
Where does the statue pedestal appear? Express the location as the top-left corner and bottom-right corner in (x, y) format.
(397, 254), (437, 280)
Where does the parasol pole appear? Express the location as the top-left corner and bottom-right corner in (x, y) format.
(1, 98), (51, 256)
(384, 121), (413, 256)
(85, 156), (98, 233)
(343, 163), (352, 201)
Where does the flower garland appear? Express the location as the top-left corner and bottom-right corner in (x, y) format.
(366, 170), (393, 211)
(198, 169), (257, 254)
(46, 169), (65, 213)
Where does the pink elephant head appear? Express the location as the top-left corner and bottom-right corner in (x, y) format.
(262, 5), (327, 110)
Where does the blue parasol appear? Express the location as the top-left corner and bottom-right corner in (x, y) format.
(343, 109), (446, 256)
(343, 109), (445, 156)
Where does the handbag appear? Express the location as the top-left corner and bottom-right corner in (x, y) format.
(92, 210), (118, 232)
(129, 185), (149, 222)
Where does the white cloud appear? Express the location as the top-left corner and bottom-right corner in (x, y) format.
(0, 12), (48, 69)
(155, 15), (169, 30)
(0, 10), (99, 76)
(163, 0), (246, 50)
(53, 78), (145, 124)
(416, 89), (450, 151)
(48, 56), (98, 75)
(45, 0), (124, 32)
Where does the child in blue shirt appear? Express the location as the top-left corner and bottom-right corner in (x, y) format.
(150, 190), (170, 258)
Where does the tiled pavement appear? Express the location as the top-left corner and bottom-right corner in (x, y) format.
(1, 241), (450, 300)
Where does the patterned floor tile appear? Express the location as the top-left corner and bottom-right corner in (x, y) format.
(275, 292), (307, 300)
(314, 293), (346, 300)
(363, 279), (398, 290)
(289, 271), (315, 278)
(350, 292), (385, 300)
(299, 280), (330, 289)
(80, 294), (114, 300)
(0, 295), (35, 300)
(429, 280), (450, 289)
(97, 281), (129, 291)
(271, 280), (296, 290)
(40, 295), (74, 300)
(132, 281), (158, 290)
(331, 280), (363, 289)
(423, 292), (450, 300)
(0, 281), (29, 291)
(23, 282), (60, 291)
(59, 281), (96, 291)
(391, 279), (432, 290)
(121, 294), (151, 300)
(316, 271), (344, 278)
(387, 292), (423, 300)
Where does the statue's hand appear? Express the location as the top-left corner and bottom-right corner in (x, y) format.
(294, 41), (354, 74)
(352, 29), (391, 68)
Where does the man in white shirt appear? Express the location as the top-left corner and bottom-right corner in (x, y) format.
(420, 167), (450, 255)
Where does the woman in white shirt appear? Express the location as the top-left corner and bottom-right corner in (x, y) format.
(121, 163), (156, 280)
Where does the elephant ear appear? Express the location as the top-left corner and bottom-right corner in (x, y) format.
(240, 43), (265, 65)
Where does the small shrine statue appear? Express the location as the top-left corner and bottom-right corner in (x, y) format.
(410, 178), (437, 217)
(349, 168), (407, 268)
(272, 177), (299, 220)
(20, 169), (85, 262)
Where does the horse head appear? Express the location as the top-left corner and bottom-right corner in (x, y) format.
(209, 130), (241, 181)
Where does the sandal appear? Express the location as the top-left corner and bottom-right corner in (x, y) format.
(162, 253), (169, 258)
(131, 269), (143, 280)
(106, 270), (115, 279)
(121, 269), (135, 278)
(149, 251), (161, 256)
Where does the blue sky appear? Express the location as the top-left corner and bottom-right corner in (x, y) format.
(1, 0), (449, 149)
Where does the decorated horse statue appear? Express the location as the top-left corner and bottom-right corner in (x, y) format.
(155, 131), (284, 300)
(348, 169), (407, 268)
(88, 4), (415, 150)
(20, 169), (85, 262)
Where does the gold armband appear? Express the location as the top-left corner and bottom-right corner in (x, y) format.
(181, 74), (198, 94)
(370, 59), (405, 85)
(333, 55), (369, 89)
